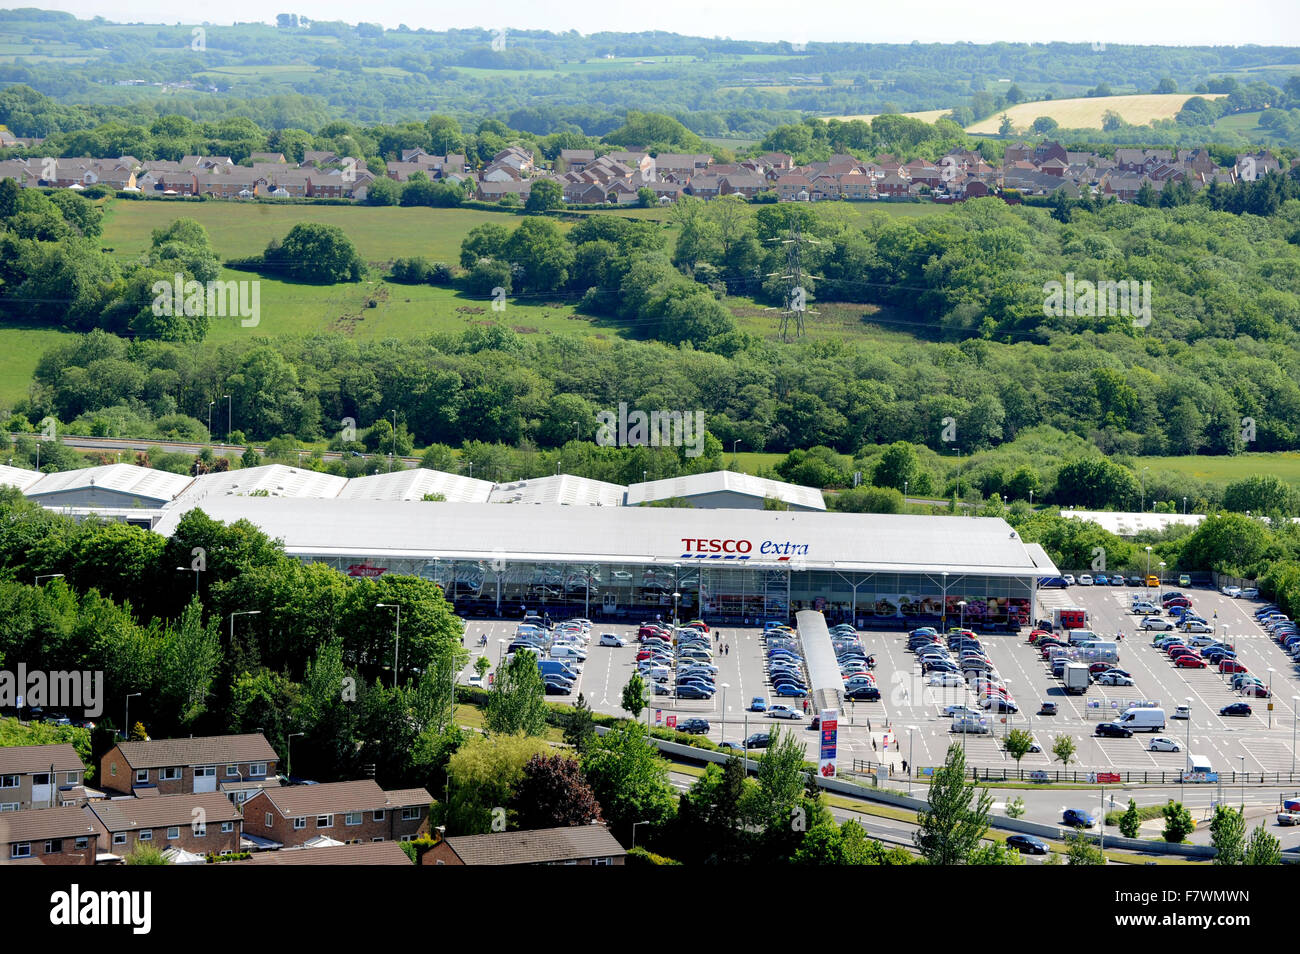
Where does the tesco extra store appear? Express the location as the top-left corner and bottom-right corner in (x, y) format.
(154, 499), (1056, 628)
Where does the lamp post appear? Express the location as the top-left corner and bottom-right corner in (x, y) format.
(1159, 562), (1166, 592)
(1267, 668), (1275, 729)
(958, 600), (967, 631)
(632, 820), (651, 850)
(124, 692), (141, 741)
(1183, 496), (1187, 515)
(496, 638), (507, 670)
(720, 683), (730, 745)
(176, 565), (200, 598)
(287, 731), (304, 780)
(1292, 696), (1299, 776)
(941, 572), (949, 631)
(35, 573), (64, 585)
(1181, 696), (1192, 805)
(376, 602), (401, 688)
(1239, 755), (1246, 812)
(907, 725), (916, 795)
(732, 439), (742, 466)
(225, 394), (232, 444)
(1145, 545), (1153, 594)
(207, 401), (215, 439)
(228, 609), (260, 646)
(1140, 466), (1149, 512)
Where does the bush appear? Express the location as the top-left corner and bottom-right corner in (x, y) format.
(626, 846), (681, 865)
(390, 256), (431, 284)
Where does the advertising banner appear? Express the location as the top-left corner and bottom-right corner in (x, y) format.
(819, 708), (838, 777)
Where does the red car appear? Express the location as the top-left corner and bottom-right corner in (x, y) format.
(1219, 659), (1248, 674)
(1163, 597), (1192, 609)
(1088, 662), (1112, 676)
(1028, 629), (1051, 644)
(1242, 684), (1270, 698)
(1164, 643), (1190, 656)
(1174, 655), (1206, 668)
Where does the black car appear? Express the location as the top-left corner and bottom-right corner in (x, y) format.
(1038, 702), (1058, 716)
(846, 686), (881, 701)
(1220, 702), (1252, 717)
(1126, 576), (1144, 586)
(1095, 722), (1133, 738)
(744, 732), (772, 749)
(543, 682), (570, 695)
(677, 718), (710, 735)
(1006, 834), (1049, 855)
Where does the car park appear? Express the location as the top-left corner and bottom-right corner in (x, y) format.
(1149, 736), (1181, 752)
(1220, 703), (1252, 717)
(1062, 809), (1095, 827)
(1095, 722), (1133, 738)
(1006, 834), (1049, 855)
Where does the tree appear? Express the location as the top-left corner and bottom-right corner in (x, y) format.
(442, 732), (551, 835)
(525, 178), (564, 213)
(1222, 474), (1294, 516)
(562, 692), (596, 753)
(913, 743), (993, 865)
(510, 753), (602, 829)
(621, 672), (647, 719)
(998, 114), (1013, 135)
(1119, 798), (1141, 838)
(1065, 831), (1105, 864)
(1161, 800), (1195, 842)
(157, 596), (222, 728)
(474, 656), (491, 680)
(1244, 823), (1282, 865)
(580, 721), (675, 843)
(1031, 116), (1059, 134)
(485, 648), (547, 736)
(1003, 729), (1034, 776)
(1051, 734), (1076, 769)
(1209, 805), (1246, 864)
(123, 841), (170, 865)
(872, 441), (922, 492)
(265, 223), (365, 283)
(968, 841), (1023, 865)
(1005, 797), (1026, 819)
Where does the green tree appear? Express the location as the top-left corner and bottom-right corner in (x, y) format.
(510, 753), (602, 829)
(485, 648), (548, 736)
(1161, 800), (1195, 842)
(562, 691), (597, 753)
(621, 672), (647, 719)
(157, 596), (222, 728)
(1065, 831), (1105, 864)
(580, 720), (675, 844)
(1005, 796), (1026, 819)
(1209, 805), (1246, 864)
(1222, 474), (1295, 516)
(1244, 823), (1282, 865)
(968, 841), (1023, 864)
(1052, 734), (1076, 769)
(913, 743), (993, 865)
(525, 178), (564, 213)
(1003, 728), (1034, 776)
(872, 441), (922, 492)
(1119, 798), (1141, 838)
(266, 222), (365, 283)
(442, 732), (550, 835)
(123, 841), (170, 865)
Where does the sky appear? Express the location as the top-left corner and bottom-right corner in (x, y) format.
(37, 0), (1300, 46)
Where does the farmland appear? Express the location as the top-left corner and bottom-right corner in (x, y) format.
(964, 93), (1226, 134)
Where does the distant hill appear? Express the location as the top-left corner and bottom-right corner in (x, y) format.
(965, 93), (1226, 134)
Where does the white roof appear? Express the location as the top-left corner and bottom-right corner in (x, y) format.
(25, 464), (192, 504)
(487, 474), (627, 507)
(625, 471), (825, 510)
(1061, 510), (1204, 536)
(1023, 543), (1061, 576)
(339, 468), (493, 503)
(151, 498), (1043, 577)
(0, 464), (44, 492)
(174, 464), (347, 504)
(161, 847), (206, 864)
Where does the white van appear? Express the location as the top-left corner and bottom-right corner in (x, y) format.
(550, 645), (587, 662)
(1116, 706), (1165, 732)
(1186, 754), (1214, 777)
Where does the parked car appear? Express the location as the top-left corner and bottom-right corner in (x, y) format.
(1149, 736), (1181, 752)
(1221, 585), (1242, 598)
(676, 718), (710, 735)
(1006, 834), (1049, 855)
(1174, 655), (1206, 669)
(1172, 705), (1191, 719)
(1095, 574), (1110, 585)
(1242, 683), (1271, 698)
(1219, 659), (1248, 674)
(1063, 575), (1076, 585)
(928, 672), (965, 687)
(1142, 617), (1175, 631)
(1220, 702), (1253, 717)
(1240, 587), (1260, 599)
(951, 718), (990, 734)
(1179, 619), (1213, 633)
(845, 686), (881, 701)
(598, 633), (626, 647)
(1178, 574), (1192, 587)
(1079, 574), (1094, 585)
(1062, 809), (1095, 827)
(1038, 702), (1058, 716)
(674, 685), (713, 700)
(1098, 671), (1135, 686)
(1095, 722), (1133, 738)
(768, 704), (802, 720)
(1126, 575), (1144, 586)
(744, 732), (772, 749)
(1276, 813), (1300, 826)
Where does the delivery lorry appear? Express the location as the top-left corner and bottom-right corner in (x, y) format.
(1063, 662), (1091, 694)
(1053, 607), (1089, 630)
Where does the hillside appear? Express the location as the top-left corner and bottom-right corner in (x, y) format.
(965, 93), (1226, 134)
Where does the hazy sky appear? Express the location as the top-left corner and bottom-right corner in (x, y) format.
(38, 0), (1300, 46)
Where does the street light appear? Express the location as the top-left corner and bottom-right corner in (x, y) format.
(229, 609), (260, 646)
(287, 732), (304, 779)
(207, 401), (215, 439)
(958, 600), (967, 631)
(496, 638), (507, 670)
(1292, 696), (1299, 776)
(1267, 668), (1275, 729)
(940, 572), (949, 631)
(1181, 697), (1192, 805)
(225, 394), (232, 444)
(720, 682), (730, 745)
(632, 820), (651, 850)
(1145, 545), (1153, 594)
(35, 573), (64, 585)
(1239, 755), (1246, 812)
(176, 565), (200, 597)
(376, 602), (402, 688)
(907, 725), (916, 795)
(124, 692), (141, 741)
(1140, 466), (1149, 512)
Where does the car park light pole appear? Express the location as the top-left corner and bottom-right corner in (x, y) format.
(1145, 546), (1153, 596)
(287, 731), (304, 780)
(941, 572), (948, 631)
(958, 600), (966, 631)
(1239, 755), (1246, 812)
(1292, 697), (1299, 776)
(1181, 696), (1192, 805)
(1267, 668), (1275, 728)
(123, 692), (141, 741)
(720, 683), (729, 744)
(907, 725), (916, 795)
(377, 602), (401, 688)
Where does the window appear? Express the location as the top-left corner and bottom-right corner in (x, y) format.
(402, 806), (420, 820)
(138, 830), (152, 842)
(593, 857), (614, 866)
(221, 822), (234, 833)
(265, 813), (273, 828)
(219, 849), (231, 857)
(0, 803), (18, 813)
(160, 767), (181, 781)
(135, 769), (148, 783)
(316, 814), (333, 829)
(371, 837), (384, 843)
(32, 773), (50, 786)
(44, 839), (62, 854)
(345, 812), (361, 826)
(74, 837), (88, 850)
(11, 843), (30, 859)
(167, 827), (179, 840)
(249, 763), (267, 777)
(113, 833), (127, 846)
(192, 823), (206, 837)
(372, 810), (385, 822)
(226, 765), (238, 777)
(65, 772), (79, 785)
(293, 817), (306, 830)
(400, 834), (414, 842)
(194, 765), (215, 779)
(1, 775), (19, 789)
(110, 763), (116, 777)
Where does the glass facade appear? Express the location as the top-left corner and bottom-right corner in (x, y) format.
(308, 554), (1036, 627)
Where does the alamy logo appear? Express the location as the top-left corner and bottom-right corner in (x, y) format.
(595, 402), (706, 458)
(152, 273), (260, 327)
(0, 665), (103, 717)
(50, 886), (151, 934)
(1043, 273), (1151, 327)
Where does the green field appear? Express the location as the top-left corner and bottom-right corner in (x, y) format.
(0, 326), (79, 405)
(1141, 452), (1300, 489)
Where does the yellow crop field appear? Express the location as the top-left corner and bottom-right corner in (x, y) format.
(964, 93), (1225, 134)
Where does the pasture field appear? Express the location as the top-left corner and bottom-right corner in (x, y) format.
(965, 93), (1226, 134)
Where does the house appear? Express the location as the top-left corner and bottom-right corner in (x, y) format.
(87, 792), (242, 860)
(0, 744), (87, 811)
(762, 151), (794, 171)
(563, 180), (607, 204)
(559, 149), (595, 173)
(840, 175), (873, 200)
(607, 151), (655, 182)
(422, 824), (626, 866)
(776, 173), (813, 201)
(301, 150), (340, 168)
(0, 805), (100, 865)
(687, 174), (721, 199)
(234, 841), (412, 865)
(719, 172), (765, 197)
(491, 146), (534, 175)
(654, 152), (711, 179)
(99, 733), (278, 797)
(244, 779), (431, 848)
(477, 179), (532, 202)
(155, 170), (200, 196)
(250, 152), (287, 164)
(876, 172), (910, 197)
(648, 180), (684, 203)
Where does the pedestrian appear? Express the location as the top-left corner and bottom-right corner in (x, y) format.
(872, 737), (877, 752)
(902, 759), (908, 774)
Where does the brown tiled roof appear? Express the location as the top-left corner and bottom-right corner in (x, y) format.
(114, 734), (276, 770)
(237, 841), (412, 865)
(0, 806), (99, 843)
(253, 780), (431, 817)
(0, 744), (84, 776)
(441, 824), (625, 865)
(90, 793), (241, 831)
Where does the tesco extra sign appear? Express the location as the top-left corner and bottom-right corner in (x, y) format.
(679, 538), (810, 561)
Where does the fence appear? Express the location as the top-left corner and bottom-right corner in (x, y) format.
(854, 761), (1300, 786)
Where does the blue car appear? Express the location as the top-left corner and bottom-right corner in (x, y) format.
(749, 697), (767, 712)
(1063, 809), (1095, 827)
(774, 684), (808, 698)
